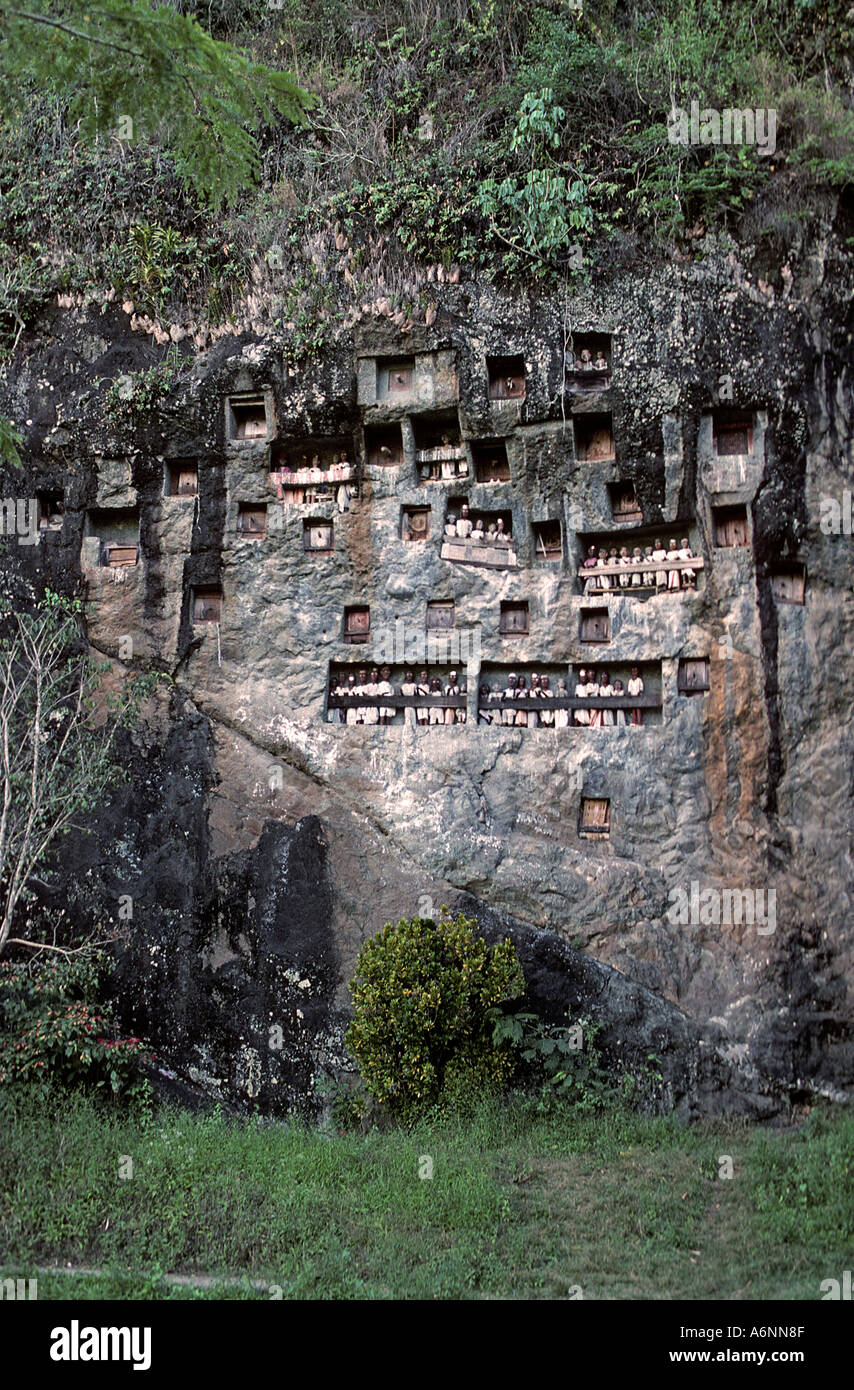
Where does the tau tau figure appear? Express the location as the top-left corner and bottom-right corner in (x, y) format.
(327, 673), (343, 723)
(628, 665), (644, 725)
(539, 673), (555, 726)
(471, 517), (485, 544)
(417, 670), (430, 725)
(631, 546), (643, 585)
(583, 545), (600, 594)
(642, 544), (656, 587)
(514, 673), (528, 727)
(612, 677), (627, 726)
(444, 669), (461, 724)
(586, 669), (601, 729)
(502, 672), (518, 726)
(362, 668), (380, 726)
(594, 351), (608, 371)
(429, 676), (445, 724)
(344, 672), (359, 725)
(456, 504), (473, 539)
(666, 538), (681, 590)
(400, 669), (417, 729)
(528, 672), (540, 728)
(478, 683), (493, 724)
(378, 665), (395, 723)
(678, 537), (696, 587)
(599, 670), (615, 725)
(652, 538), (667, 589)
(555, 678), (570, 728)
(574, 667), (589, 726)
(355, 668), (369, 724)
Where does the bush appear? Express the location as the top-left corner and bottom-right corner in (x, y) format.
(490, 1008), (613, 1112)
(346, 911), (525, 1121)
(0, 951), (151, 1110)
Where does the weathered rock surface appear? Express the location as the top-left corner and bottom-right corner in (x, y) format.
(2, 226), (852, 1117)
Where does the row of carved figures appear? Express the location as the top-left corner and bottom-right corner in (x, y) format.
(445, 506), (512, 543)
(327, 667), (647, 727)
(478, 669), (646, 726)
(582, 539), (697, 591)
(328, 668), (467, 724)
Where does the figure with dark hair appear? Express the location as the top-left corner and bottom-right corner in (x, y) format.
(478, 683), (493, 724)
(555, 678), (570, 728)
(652, 538), (667, 590)
(599, 670), (615, 726)
(666, 538), (681, 591)
(628, 665), (644, 725)
(417, 669), (430, 725)
(444, 669), (461, 725)
(514, 673), (528, 727)
(429, 675), (445, 724)
(539, 673), (555, 727)
(586, 669), (602, 728)
(363, 668), (380, 726)
(642, 544), (656, 587)
(528, 672), (541, 728)
(502, 672), (518, 726)
(456, 504), (473, 539)
(345, 671), (360, 725)
(583, 544), (600, 595)
(378, 665), (395, 723)
(612, 677), (627, 726)
(327, 672), (343, 724)
(400, 669), (417, 729)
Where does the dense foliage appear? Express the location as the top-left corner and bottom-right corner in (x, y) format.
(346, 911), (525, 1120)
(0, 0), (850, 350)
(0, 0), (312, 206)
(0, 951), (151, 1106)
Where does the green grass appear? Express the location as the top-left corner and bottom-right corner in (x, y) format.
(1, 1088), (852, 1299)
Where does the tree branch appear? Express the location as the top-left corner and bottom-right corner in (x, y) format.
(5, 6), (146, 59)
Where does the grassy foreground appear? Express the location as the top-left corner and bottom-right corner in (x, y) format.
(1, 1089), (852, 1300)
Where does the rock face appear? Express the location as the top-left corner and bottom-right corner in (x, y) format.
(2, 229), (852, 1117)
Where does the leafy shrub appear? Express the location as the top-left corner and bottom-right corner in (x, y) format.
(346, 911), (525, 1121)
(477, 89), (593, 275)
(490, 1008), (613, 1112)
(104, 350), (184, 422)
(0, 951), (151, 1110)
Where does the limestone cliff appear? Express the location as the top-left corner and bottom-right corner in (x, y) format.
(2, 224), (852, 1118)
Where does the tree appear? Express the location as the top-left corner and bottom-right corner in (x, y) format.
(0, 591), (152, 958)
(0, 0), (314, 207)
(346, 911), (525, 1120)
